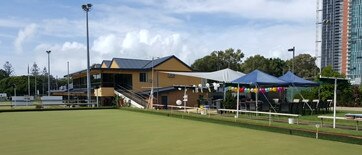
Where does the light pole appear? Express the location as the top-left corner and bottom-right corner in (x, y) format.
(82, 3), (92, 105)
(46, 50), (51, 96)
(13, 84), (16, 104)
(150, 57), (154, 109)
(288, 47), (295, 101)
(67, 61), (70, 103)
(288, 47), (295, 73)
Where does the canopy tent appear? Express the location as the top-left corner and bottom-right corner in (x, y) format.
(164, 68), (245, 83)
(231, 70), (289, 117)
(278, 71), (319, 87)
(232, 69), (289, 86)
(278, 71), (320, 113)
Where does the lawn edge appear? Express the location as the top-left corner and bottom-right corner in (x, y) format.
(121, 107), (362, 145)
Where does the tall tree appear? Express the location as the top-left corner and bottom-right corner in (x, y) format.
(191, 48), (244, 72)
(267, 58), (287, 77)
(31, 62), (40, 76)
(300, 66), (353, 105)
(285, 54), (319, 78)
(240, 55), (269, 73)
(3, 61), (14, 76)
(321, 65), (344, 78)
(0, 76), (30, 96)
(0, 69), (8, 80)
(42, 67), (47, 76)
(240, 55), (286, 76)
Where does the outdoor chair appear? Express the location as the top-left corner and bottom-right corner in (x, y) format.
(272, 98), (280, 111)
(312, 99), (320, 114)
(319, 101), (328, 114)
(291, 99), (300, 114)
(303, 99), (315, 115)
(279, 103), (291, 113)
(240, 101), (247, 110)
(326, 99), (333, 112)
(249, 101), (256, 111)
(273, 98), (279, 104)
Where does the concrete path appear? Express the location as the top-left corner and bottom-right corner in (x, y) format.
(337, 106), (362, 112)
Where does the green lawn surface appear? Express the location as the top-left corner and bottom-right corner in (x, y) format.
(0, 110), (361, 155)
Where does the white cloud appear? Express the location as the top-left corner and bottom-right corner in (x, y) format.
(14, 23), (37, 53)
(194, 24), (316, 61)
(5, 0), (319, 76)
(92, 34), (122, 55)
(119, 29), (193, 60)
(41, 18), (84, 38)
(144, 0), (315, 22)
(89, 29), (199, 65)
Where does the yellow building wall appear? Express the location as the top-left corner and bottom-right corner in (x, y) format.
(102, 70), (153, 92)
(101, 63), (108, 68)
(155, 71), (201, 88)
(110, 60), (120, 68)
(96, 87), (115, 97)
(155, 57), (192, 71)
(100, 57), (200, 92)
(71, 57), (201, 94)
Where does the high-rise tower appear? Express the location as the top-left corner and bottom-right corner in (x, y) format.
(320, 0), (348, 73)
(347, 0), (362, 80)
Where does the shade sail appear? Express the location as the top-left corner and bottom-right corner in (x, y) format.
(232, 69), (289, 87)
(278, 71), (319, 87)
(164, 68), (245, 83)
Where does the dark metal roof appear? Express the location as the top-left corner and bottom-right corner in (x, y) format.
(67, 55), (192, 77)
(113, 58), (150, 69)
(92, 64), (101, 68)
(143, 55), (173, 69)
(112, 55), (174, 70)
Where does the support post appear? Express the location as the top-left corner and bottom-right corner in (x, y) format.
(333, 78), (337, 128)
(236, 83), (240, 118)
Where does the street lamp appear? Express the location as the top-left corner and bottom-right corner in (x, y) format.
(67, 61), (70, 103)
(82, 3), (92, 105)
(288, 47), (295, 73)
(46, 50), (51, 96)
(288, 47), (295, 101)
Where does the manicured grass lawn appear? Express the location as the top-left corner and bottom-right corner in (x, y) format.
(0, 110), (361, 155)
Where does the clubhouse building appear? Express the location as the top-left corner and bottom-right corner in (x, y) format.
(53, 55), (205, 107)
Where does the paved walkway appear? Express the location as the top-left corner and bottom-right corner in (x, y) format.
(336, 107), (362, 112)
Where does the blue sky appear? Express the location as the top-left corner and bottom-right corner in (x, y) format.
(0, 0), (316, 77)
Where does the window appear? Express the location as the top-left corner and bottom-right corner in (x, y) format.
(140, 73), (147, 82)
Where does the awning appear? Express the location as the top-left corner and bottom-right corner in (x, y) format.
(164, 68), (245, 83)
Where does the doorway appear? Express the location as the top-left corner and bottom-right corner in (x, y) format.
(161, 96), (168, 109)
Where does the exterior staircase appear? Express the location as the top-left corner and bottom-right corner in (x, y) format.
(114, 85), (149, 109)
